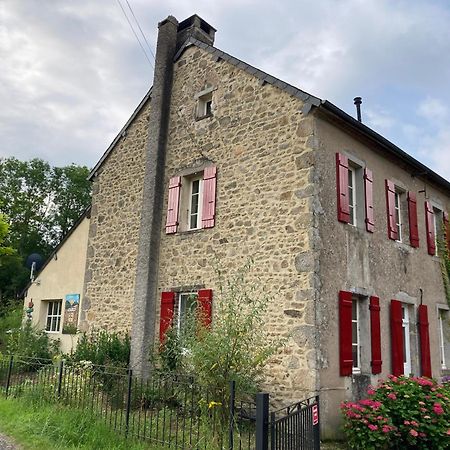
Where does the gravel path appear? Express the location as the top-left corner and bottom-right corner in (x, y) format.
(0, 434), (20, 450)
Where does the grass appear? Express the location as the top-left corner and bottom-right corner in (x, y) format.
(0, 304), (22, 352)
(0, 396), (160, 449)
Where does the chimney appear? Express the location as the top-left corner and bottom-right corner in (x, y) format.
(353, 97), (362, 122)
(176, 14), (216, 50)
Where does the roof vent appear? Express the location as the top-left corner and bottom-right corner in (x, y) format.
(176, 15), (216, 50)
(353, 97), (362, 122)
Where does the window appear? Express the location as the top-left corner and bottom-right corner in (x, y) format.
(348, 166), (357, 226)
(196, 91), (213, 119)
(352, 298), (361, 373)
(402, 305), (412, 375)
(336, 153), (370, 230)
(438, 309), (448, 370)
(177, 292), (198, 333)
(188, 176), (203, 230)
(45, 300), (62, 333)
(433, 206), (443, 255)
(394, 190), (403, 242)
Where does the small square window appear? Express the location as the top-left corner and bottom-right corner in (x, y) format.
(196, 92), (213, 119)
(45, 300), (62, 333)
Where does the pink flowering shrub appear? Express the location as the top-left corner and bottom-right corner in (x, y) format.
(341, 376), (450, 449)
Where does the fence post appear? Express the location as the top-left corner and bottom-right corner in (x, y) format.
(256, 392), (269, 450)
(313, 395), (320, 450)
(5, 355), (14, 398)
(228, 380), (236, 450)
(57, 359), (64, 398)
(125, 368), (133, 437)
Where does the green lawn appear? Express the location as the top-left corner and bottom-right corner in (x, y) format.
(0, 396), (157, 449)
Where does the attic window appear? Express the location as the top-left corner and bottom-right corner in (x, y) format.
(195, 86), (214, 120)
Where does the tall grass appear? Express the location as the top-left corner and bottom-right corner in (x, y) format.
(0, 396), (157, 450)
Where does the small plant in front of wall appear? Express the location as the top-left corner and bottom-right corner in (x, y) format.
(62, 324), (78, 335)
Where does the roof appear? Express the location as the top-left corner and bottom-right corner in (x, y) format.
(88, 36), (450, 194)
(21, 206), (91, 297)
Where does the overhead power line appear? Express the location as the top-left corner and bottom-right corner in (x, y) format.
(115, 0), (154, 69)
(124, 0), (157, 61)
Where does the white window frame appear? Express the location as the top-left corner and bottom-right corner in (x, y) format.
(177, 292), (198, 333)
(352, 298), (361, 374)
(45, 300), (62, 333)
(196, 92), (213, 118)
(402, 305), (412, 375)
(188, 176), (203, 230)
(348, 166), (357, 227)
(438, 309), (447, 370)
(394, 190), (403, 242)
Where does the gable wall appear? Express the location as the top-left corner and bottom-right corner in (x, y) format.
(80, 100), (151, 333)
(155, 45), (320, 402)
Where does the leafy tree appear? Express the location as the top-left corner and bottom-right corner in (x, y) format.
(0, 157), (91, 300)
(0, 214), (14, 258)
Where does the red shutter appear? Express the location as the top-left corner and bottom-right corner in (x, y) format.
(418, 305), (432, 378)
(159, 291), (175, 343)
(364, 168), (374, 232)
(165, 176), (181, 234)
(425, 201), (436, 255)
(336, 153), (350, 223)
(385, 180), (398, 240)
(369, 296), (382, 374)
(339, 291), (353, 376)
(390, 300), (404, 376)
(202, 166), (217, 229)
(407, 192), (420, 248)
(197, 289), (213, 328)
(443, 212), (450, 254)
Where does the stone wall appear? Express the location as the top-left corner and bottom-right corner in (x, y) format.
(80, 100), (151, 333)
(155, 46), (319, 402)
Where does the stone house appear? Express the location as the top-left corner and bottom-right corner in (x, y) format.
(40, 14), (450, 436)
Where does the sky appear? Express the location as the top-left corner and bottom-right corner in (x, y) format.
(1, 0), (450, 179)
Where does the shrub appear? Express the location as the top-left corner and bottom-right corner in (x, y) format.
(5, 321), (59, 363)
(154, 260), (285, 430)
(0, 302), (22, 352)
(341, 375), (450, 450)
(70, 329), (130, 368)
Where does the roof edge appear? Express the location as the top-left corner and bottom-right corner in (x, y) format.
(20, 206), (92, 298)
(319, 100), (450, 193)
(88, 88), (152, 181)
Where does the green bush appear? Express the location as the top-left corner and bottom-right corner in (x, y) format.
(5, 321), (59, 363)
(154, 260), (285, 430)
(341, 375), (450, 450)
(0, 302), (22, 351)
(70, 329), (130, 367)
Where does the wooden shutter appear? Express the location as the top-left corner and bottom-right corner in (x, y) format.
(425, 201), (436, 255)
(385, 180), (398, 240)
(364, 168), (374, 232)
(418, 305), (432, 378)
(390, 300), (404, 376)
(369, 296), (382, 374)
(443, 212), (450, 254)
(159, 291), (175, 343)
(336, 153), (350, 223)
(165, 176), (181, 234)
(197, 289), (213, 328)
(339, 290), (353, 376)
(202, 166), (217, 229)
(407, 192), (420, 248)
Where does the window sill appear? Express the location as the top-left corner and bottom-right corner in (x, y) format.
(393, 241), (413, 252)
(195, 112), (213, 121)
(44, 330), (61, 334)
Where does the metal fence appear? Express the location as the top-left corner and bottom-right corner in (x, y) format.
(0, 355), (320, 450)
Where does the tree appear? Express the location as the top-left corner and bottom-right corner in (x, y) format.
(0, 214), (14, 258)
(0, 157), (91, 300)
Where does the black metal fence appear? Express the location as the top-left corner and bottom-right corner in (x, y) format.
(0, 355), (320, 450)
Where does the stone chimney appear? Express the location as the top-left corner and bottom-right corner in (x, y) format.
(176, 14), (216, 50)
